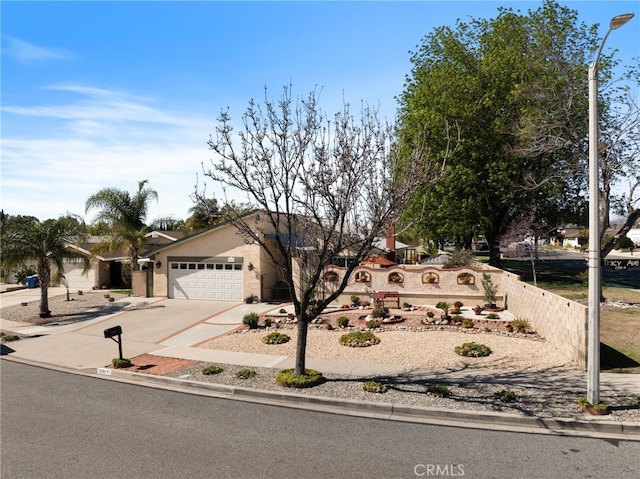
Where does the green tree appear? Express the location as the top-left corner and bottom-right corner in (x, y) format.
(184, 195), (252, 232)
(0, 215), (89, 318)
(397, 1), (601, 266)
(203, 85), (436, 375)
(85, 180), (158, 282)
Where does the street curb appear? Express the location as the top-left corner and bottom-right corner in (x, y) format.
(4, 355), (639, 441)
(90, 362), (640, 441)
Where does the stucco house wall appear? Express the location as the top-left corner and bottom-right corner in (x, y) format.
(151, 219), (278, 300)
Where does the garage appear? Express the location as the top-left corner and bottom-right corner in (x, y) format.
(60, 260), (95, 290)
(168, 261), (244, 301)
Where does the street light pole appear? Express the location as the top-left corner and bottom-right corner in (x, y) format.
(587, 12), (634, 405)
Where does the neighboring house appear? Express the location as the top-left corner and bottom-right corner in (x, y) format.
(59, 231), (182, 290)
(627, 228), (640, 247)
(554, 227), (586, 249)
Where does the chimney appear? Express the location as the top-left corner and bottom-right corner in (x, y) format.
(386, 223), (396, 264)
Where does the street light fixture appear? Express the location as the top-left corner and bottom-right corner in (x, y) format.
(587, 12), (634, 405)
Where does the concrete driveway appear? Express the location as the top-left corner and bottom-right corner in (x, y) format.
(1, 297), (277, 369)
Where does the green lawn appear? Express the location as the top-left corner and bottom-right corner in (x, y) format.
(499, 258), (640, 373)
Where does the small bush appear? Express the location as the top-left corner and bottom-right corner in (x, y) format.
(455, 342), (492, 357)
(453, 301), (464, 308)
(443, 249), (477, 269)
(262, 332), (291, 344)
(426, 385), (451, 397)
(336, 316), (350, 328)
(511, 319), (530, 333)
(462, 319), (474, 329)
(0, 333), (20, 342)
(242, 312), (260, 329)
(435, 301), (450, 317)
(371, 304), (389, 319)
(340, 331), (381, 347)
(279, 308), (287, 314)
(403, 302), (412, 309)
(426, 311), (435, 318)
(362, 381), (387, 393)
(485, 313), (500, 319)
(111, 358), (132, 368)
(202, 365), (224, 375)
(236, 369), (256, 380)
(325, 323), (334, 330)
(350, 296), (361, 306)
(494, 390), (518, 403)
(276, 368), (323, 388)
(263, 317), (273, 328)
(365, 319), (380, 329)
(451, 315), (465, 324)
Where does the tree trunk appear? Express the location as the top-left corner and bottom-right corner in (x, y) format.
(38, 265), (51, 318)
(294, 318), (309, 375)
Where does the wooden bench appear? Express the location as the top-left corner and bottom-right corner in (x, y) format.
(371, 291), (400, 308)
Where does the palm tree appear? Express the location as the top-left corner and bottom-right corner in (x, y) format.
(85, 180), (158, 282)
(1, 216), (89, 318)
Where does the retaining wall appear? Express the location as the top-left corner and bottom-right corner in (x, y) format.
(503, 271), (588, 369)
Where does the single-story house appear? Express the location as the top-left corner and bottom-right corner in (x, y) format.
(149, 215), (281, 301)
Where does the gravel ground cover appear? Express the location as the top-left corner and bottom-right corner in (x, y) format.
(165, 360), (640, 422)
(0, 291), (133, 325)
(3, 294), (639, 422)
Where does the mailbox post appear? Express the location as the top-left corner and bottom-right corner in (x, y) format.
(103, 325), (123, 360)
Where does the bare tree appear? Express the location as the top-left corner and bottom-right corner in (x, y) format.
(202, 86), (437, 375)
(599, 87), (640, 257)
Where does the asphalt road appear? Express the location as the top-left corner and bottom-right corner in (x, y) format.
(2, 360), (639, 479)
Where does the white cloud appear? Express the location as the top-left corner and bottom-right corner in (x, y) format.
(2, 35), (74, 63)
(1, 85), (220, 222)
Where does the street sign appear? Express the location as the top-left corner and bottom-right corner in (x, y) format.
(603, 259), (640, 270)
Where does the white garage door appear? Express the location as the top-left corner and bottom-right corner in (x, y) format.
(169, 262), (243, 301)
(61, 262), (95, 290)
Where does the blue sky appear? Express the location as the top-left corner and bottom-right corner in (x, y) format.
(2, 1), (638, 224)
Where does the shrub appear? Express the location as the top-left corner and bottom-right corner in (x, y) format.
(453, 301), (464, 308)
(365, 319), (380, 329)
(578, 397), (608, 410)
(426, 311), (435, 318)
(443, 249), (477, 268)
(403, 302), (412, 309)
(263, 318), (273, 328)
(340, 331), (381, 347)
(426, 385), (451, 397)
(0, 333), (20, 342)
(350, 295), (361, 306)
(455, 342), (492, 357)
(279, 308), (287, 314)
(481, 272), (498, 305)
(276, 368), (323, 388)
(111, 358), (132, 368)
(336, 316), (350, 328)
(462, 319), (474, 329)
(435, 301), (450, 317)
(494, 390), (518, 403)
(485, 313), (500, 319)
(262, 332), (291, 344)
(202, 365), (224, 375)
(236, 369), (256, 379)
(362, 381), (387, 393)
(511, 319), (530, 333)
(14, 264), (36, 285)
(242, 312), (260, 329)
(371, 304), (388, 319)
